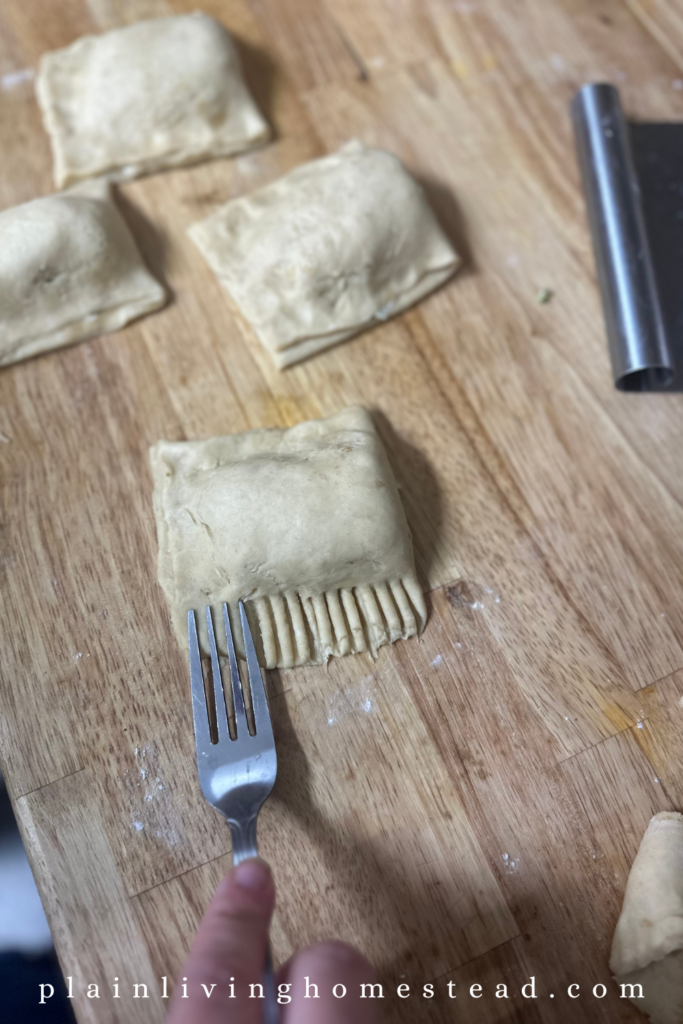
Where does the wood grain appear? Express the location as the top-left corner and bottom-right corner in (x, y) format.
(627, 0), (683, 72)
(1, 1), (683, 1022)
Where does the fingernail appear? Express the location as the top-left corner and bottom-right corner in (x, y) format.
(233, 859), (271, 891)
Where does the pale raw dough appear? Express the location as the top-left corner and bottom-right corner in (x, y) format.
(610, 811), (683, 1024)
(0, 179), (166, 367)
(36, 13), (270, 188)
(150, 406), (427, 667)
(188, 139), (460, 368)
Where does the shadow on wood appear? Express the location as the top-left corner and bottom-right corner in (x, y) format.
(112, 186), (175, 305)
(417, 175), (477, 278)
(237, 37), (280, 142)
(266, 684), (491, 1002)
(371, 408), (445, 589)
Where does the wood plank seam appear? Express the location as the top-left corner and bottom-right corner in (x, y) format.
(426, 933), (523, 983)
(636, 669), (683, 692)
(12, 766), (87, 801)
(327, 16), (368, 81)
(128, 848), (231, 901)
(554, 722), (644, 767)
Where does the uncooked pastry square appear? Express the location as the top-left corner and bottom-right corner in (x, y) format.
(188, 139), (460, 367)
(150, 406), (427, 667)
(36, 13), (270, 188)
(0, 179), (166, 367)
(610, 811), (683, 1024)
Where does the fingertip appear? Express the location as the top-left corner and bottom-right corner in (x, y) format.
(231, 857), (273, 891)
(218, 856), (274, 897)
(213, 857), (274, 911)
(166, 860), (277, 1024)
(284, 939), (377, 1022)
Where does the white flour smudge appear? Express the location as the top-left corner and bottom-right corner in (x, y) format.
(502, 853), (520, 874)
(1, 68), (34, 90)
(125, 746), (180, 847)
(155, 825), (180, 847)
(549, 52), (566, 74)
(430, 654), (443, 668)
(327, 675), (377, 726)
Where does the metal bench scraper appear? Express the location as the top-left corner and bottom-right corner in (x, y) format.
(573, 83), (682, 391)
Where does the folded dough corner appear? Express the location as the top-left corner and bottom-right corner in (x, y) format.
(189, 139), (461, 368)
(150, 406), (427, 668)
(0, 179), (166, 367)
(36, 12), (270, 188)
(610, 811), (683, 1024)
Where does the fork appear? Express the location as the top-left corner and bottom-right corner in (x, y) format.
(188, 600), (279, 1024)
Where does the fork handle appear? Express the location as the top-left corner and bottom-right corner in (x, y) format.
(229, 820), (280, 1024)
(230, 817), (259, 865)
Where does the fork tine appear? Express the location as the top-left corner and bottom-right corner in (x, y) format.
(206, 606), (229, 743)
(239, 600), (274, 739)
(188, 609), (212, 751)
(223, 603), (248, 737)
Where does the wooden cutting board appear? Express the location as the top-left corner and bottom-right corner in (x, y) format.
(1, 1), (683, 1021)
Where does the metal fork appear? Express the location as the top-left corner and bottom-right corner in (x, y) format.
(188, 600), (279, 1024)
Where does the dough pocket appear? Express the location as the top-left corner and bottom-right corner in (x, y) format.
(610, 811), (683, 1024)
(36, 12), (270, 188)
(189, 139), (460, 368)
(0, 179), (166, 367)
(150, 406), (427, 668)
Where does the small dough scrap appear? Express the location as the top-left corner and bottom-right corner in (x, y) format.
(189, 139), (460, 367)
(610, 811), (683, 1024)
(150, 406), (427, 667)
(0, 179), (166, 367)
(36, 13), (270, 188)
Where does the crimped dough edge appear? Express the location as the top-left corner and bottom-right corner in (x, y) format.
(200, 575), (427, 668)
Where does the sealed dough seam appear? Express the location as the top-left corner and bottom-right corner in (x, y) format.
(272, 264), (458, 368)
(0, 291), (165, 367)
(46, 134), (270, 190)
